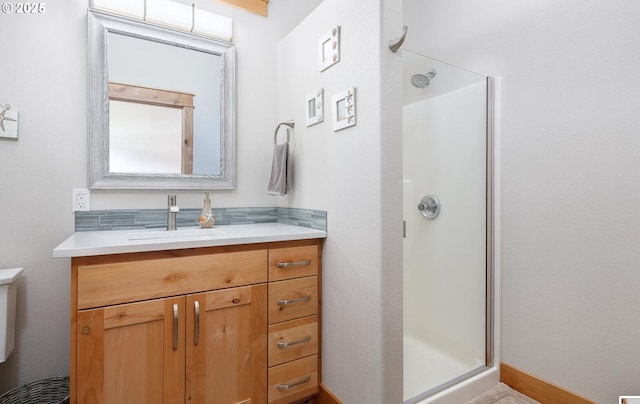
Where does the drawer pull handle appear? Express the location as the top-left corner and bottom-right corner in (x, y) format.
(277, 335), (311, 348)
(194, 300), (200, 346)
(276, 374), (311, 391)
(277, 295), (311, 306)
(276, 260), (311, 268)
(173, 304), (179, 351)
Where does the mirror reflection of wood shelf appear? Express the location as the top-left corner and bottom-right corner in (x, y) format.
(88, 10), (236, 189)
(109, 83), (194, 174)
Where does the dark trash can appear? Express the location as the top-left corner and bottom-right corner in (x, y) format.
(0, 376), (69, 404)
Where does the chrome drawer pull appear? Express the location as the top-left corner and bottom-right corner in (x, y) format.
(276, 335), (311, 348)
(276, 260), (311, 268)
(172, 304), (179, 351)
(276, 374), (311, 391)
(194, 300), (200, 346)
(277, 295), (311, 306)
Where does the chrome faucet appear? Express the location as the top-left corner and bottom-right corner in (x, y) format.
(167, 195), (179, 231)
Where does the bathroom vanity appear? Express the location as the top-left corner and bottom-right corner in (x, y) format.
(54, 223), (325, 404)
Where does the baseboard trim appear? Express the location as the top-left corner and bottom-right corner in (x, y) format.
(500, 363), (596, 404)
(315, 384), (342, 404)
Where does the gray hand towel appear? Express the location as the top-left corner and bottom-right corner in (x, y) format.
(268, 143), (289, 196)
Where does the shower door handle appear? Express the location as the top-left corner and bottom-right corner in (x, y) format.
(417, 194), (441, 220)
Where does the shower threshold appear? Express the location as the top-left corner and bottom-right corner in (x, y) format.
(404, 335), (485, 403)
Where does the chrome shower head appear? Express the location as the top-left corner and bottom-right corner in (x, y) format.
(410, 69), (437, 88)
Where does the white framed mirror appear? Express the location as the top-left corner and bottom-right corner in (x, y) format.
(88, 9), (236, 189)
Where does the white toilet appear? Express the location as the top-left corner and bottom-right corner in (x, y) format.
(0, 267), (23, 363)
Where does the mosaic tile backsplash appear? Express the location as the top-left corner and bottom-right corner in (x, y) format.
(75, 207), (327, 232)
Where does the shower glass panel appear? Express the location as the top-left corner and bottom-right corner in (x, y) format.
(403, 49), (492, 403)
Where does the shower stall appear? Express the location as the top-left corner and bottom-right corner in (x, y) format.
(402, 48), (499, 403)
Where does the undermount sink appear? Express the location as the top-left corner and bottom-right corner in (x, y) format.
(128, 227), (223, 240)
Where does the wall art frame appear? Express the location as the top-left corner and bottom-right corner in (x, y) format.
(305, 88), (324, 127)
(332, 87), (356, 132)
(319, 25), (340, 72)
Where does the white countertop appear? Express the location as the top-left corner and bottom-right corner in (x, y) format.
(53, 223), (326, 258)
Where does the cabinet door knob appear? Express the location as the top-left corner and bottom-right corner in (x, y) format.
(194, 300), (200, 346)
(276, 375), (311, 391)
(173, 304), (179, 351)
(82, 326), (89, 335)
(277, 295), (311, 306)
(276, 260), (311, 269)
(276, 335), (311, 348)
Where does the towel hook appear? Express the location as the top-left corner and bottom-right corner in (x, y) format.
(388, 25), (408, 53)
(274, 121), (295, 145)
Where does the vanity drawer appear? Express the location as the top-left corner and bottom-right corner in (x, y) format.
(268, 276), (318, 324)
(269, 245), (318, 282)
(268, 315), (318, 367)
(77, 250), (267, 309)
(268, 355), (318, 404)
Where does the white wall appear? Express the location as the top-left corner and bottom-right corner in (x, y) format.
(0, 0), (321, 394)
(276, 0), (403, 402)
(404, 1), (640, 403)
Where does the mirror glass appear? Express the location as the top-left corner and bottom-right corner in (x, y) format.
(88, 10), (236, 189)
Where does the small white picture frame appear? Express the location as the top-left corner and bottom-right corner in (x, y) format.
(305, 89), (324, 127)
(319, 26), (340, 72)
(0, 106), (18, 140)
(332, 87), (356, 132)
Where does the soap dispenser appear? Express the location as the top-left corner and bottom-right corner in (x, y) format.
(198, 192), (215, 228)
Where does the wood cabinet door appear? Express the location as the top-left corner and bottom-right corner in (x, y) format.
(186, 285), (267, 404)
(77, 297), (186, 404)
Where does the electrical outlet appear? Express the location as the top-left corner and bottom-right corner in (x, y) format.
(72, 188), (90, 212)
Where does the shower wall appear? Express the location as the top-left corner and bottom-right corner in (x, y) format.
(403, 82), (487, 368)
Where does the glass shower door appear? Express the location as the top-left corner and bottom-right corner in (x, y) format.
(402, 49), (494, 403)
